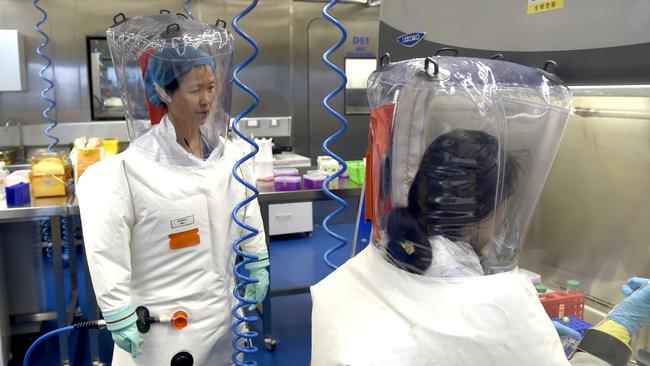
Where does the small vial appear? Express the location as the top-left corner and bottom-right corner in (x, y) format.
(535, 284), (548, 301)
(558, 303), (565, 318)
(567, 279), (581, 294)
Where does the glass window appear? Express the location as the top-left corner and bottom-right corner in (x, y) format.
(345, 58), (376, 115)
(86, 37), (124, 120)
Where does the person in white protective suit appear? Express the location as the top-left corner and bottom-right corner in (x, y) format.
(310, 57), (649, 366)
(77, 14), (269, 366)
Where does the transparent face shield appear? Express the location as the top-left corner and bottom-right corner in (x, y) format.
(106, 14), (233, 164)
(368, 56), (572, 277)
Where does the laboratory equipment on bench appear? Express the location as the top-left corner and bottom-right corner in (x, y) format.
(273, 152), (311, 168)
(254, 138), (274, 182)
(236, 117), (293, 153)
(5, 170), (30, 207)
(273, 168), (299, 177)
(30, 152), (68, 198)
(70, 137), (103, 185)
(303, 173), (327, 189)
(274, 176), (301, 191)
(539, 281), (586, 319)
(346, 160), (365, 185)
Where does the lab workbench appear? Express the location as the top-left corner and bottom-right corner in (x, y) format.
(256, 177), (363, 349)
(0, 177), (361, 363)
(0, 196), (80, 366)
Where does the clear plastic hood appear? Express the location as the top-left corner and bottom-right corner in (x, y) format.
(366, 56), (572, 276)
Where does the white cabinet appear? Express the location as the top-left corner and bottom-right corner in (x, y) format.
(268, 202), (313, 236)
(0, 30), (26, 92)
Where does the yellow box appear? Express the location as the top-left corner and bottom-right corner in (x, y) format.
(31, 154), (68, 198)
(76, 148), (101, 183)
(102, 138), (119, 157)
(31, 174), (67, 198)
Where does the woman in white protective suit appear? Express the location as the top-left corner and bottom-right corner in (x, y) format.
(76, 14), (269, 366)
(310, 56), (650, 366)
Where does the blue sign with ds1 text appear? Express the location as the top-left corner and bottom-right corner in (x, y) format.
(397, 32), (426, 47)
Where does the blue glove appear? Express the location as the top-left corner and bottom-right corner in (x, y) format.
(608, 277), (650, 336)
(103, 305), (143, 358)
(244, 250), (270, 311)
(553, 320), (582, 340)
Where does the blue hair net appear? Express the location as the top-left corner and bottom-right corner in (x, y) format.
(144, 46), (216, 107)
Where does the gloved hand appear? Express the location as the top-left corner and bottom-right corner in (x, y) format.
(553, 320), (582, 340)
(244, 250), (270, 311)
(103, 305), (144, 358)
(608, 277), (650, 336)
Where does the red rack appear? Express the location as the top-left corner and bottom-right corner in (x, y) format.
(540, 291), (585, 319)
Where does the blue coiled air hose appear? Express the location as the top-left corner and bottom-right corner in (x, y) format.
(34, 0), (69, 266)
(183, 0), (194, 20)
(40, 218), (70, 266)
(321, 0), (349, 270)
(231, 1), (261, 365)
(33, 0), (59, 151)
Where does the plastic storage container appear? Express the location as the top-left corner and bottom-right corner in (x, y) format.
(274, 176), (301, 191)
(551, 315), (592, 336)
(75, 148), (102, 185)
(5, 170), (31, 207)
(6, 182), (30, 207)
(303, 173), (327, 189)
(31, 153), (67, 198)
(535, 284), (548, 300)
(307, 169), (327, 175)
(255, 138), (274, 182)
(347, 160), (365, 184)
(553, 315), (593, 358)
(319, 157), (339, 176)
(540, 290), (585, 319)
(274, 168), (299, 177)
(102, 138), (119, 158)
(566, 279), (581, 293)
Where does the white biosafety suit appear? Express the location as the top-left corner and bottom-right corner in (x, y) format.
(311, 56), (613, 366)
(78, 15), (269, 365)
(311, 243), (571, 366)
(311, 244), (611, 366)
(310, 56), (622, 365)
(77, 115), (266, 365)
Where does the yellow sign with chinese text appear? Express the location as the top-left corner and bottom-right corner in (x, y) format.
(527, 0), (564, 14)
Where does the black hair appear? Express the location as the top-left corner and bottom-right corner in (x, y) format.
(384, 129), (521, 274)
(408, 129), (520, 238)
(164, 78), (180, 96)
(385, 208), (433, 275)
